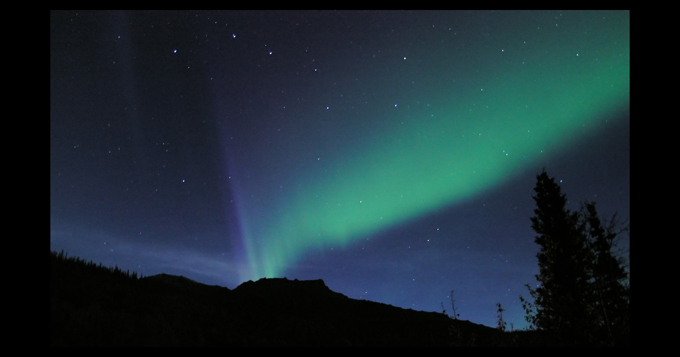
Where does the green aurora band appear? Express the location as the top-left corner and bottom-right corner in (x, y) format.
(235, 12), (629, 281)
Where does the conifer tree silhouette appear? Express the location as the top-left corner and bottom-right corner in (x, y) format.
(523, 169), (630, 346)
(528, 169), (594, 344)
(578, 201), (630, 346)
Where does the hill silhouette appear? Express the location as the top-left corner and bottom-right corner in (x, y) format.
(50, 250), (549, 346)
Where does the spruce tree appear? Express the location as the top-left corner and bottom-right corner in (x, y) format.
(528, 169), (593, 344)
(578, 201), (630, 346)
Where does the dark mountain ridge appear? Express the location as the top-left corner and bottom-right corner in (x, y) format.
(50, 250), (546, 346)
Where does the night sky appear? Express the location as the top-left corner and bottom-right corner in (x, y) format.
(50, 10), (629, 329)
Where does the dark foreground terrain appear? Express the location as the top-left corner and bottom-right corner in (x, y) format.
(51, 250), (554, 346)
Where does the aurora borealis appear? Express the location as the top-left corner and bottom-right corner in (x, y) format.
(51, 10), (629, 328)
(237, 21), (629, 280)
